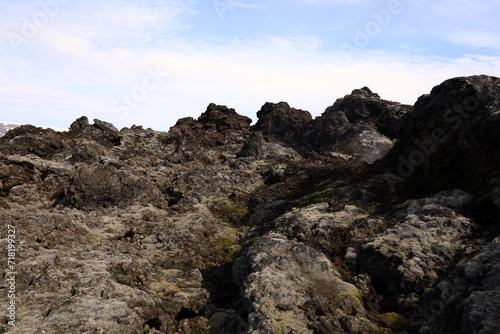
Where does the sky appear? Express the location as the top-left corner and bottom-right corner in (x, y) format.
(0, 0), (499, 131)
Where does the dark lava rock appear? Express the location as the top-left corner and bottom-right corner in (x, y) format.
(311, 87), (411, 162)
(379, 75), (500, 216)
(70, 140), (107, 163)
(66, 164), (154, 209)
(0, 125), (65, 158)
(163, 104), (252, 163)
(198, 103), (252, 132)
(69, 116), (122, 147)
(253, 101), (313, 144)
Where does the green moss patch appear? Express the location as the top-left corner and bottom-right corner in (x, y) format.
(378, 312), (408, 331)
(210, 195), (251, 226)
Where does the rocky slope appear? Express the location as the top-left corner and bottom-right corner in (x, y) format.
(0, 75), (499, 334)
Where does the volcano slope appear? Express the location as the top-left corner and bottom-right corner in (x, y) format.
(0, 75), (499, 334)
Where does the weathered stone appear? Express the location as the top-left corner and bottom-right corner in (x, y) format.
(380, 75), (500, 217)
(310, 86), (410, 162)
(254, 101), (313, 144)
(237, 131), (267, 158)
(233, 236), (387, 333)
(359, 190), (476, 310)
(198, 103), (252, 132)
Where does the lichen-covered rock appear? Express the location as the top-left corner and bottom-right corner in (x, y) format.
(234, 236), (390, 333)
(458, 237), (500, 334)
(0, 208), (239, 333)
(360, 190), (476, 301)
(271, 203), (387, 259)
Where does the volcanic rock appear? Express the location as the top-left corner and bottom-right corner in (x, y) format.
(233, 236), (382, 333)
(310, 87), (411, 163)
(380, 75), (500, 217)
(0, 78), (499, 334)
(253, 101), (313, 144)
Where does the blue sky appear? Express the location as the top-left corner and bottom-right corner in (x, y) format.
(1, 0), (499, 130)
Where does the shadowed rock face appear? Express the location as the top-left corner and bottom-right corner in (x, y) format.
(253, 101), (313, 144)
(0, 77), (499, 334)
(309, 86), (411, 162)
(379, 75), (500, 218)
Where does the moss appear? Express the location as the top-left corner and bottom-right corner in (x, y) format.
(307, 274), (364, 312)
(259, 298), (276, 315)
(202, 228), (244, 310)
(291, 180), (347, 207)
(271, 322), (291, 334)
(292, 187), (335, 207)
(336, 288), (364, 306)
(209, 228), (241, 265)
(264, 308), (310, 334)
(210, 195), (250, 226)
(196, 316), (211, 331)
(378, 312), (408, 331)
(199, 311), (243, 333)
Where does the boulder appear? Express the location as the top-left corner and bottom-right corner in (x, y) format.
(379, 75), (500, 217)
(253, 102), (313, 144)
(234, 236), (389, 333)
(198, 103), (252, 132)
(311, 87), (410, 162)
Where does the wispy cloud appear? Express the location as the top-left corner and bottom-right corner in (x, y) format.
(293, 0), (360, 3)
(0, 0), (499, 130)
(442, 29), (500, 51)
(227, 1), (266, 9)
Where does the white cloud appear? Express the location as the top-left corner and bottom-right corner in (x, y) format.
(443, 29), (500, 50)
(2, 28), (500, 130)
(294, 0), (360, 3)
(1, 0), (499, 131)
(226, 1), (266, 9)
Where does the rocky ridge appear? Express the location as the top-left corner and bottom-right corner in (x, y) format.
(0, 75), (499, 334)
(0, 122), (67, 137)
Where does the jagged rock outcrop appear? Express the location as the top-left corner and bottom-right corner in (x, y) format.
(198, 103), (252, 132)
(0, 76), (499, 334)
(161, 104), (252, 164)
(237, 132), (267, 158)
(253, 102), (313, 144)
(69, 116), (122, 147)
(380, 75), (500, 219)
(310, 87), (411, 163)
(0, 126), (65, 158)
